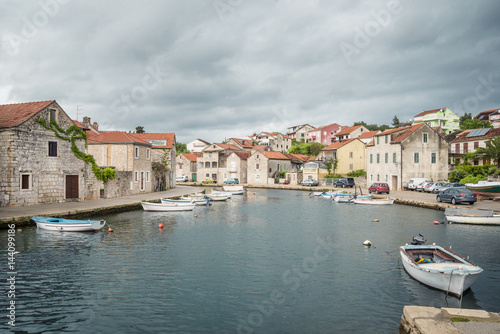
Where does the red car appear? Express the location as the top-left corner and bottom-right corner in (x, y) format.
(368, 183), (390, 194)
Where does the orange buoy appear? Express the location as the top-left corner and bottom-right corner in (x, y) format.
(159, 224), (164, 228)
(244, 197), (247, 200)
(108, 227), (113, 232)
(296, 194), (299, 196)
(253, 193), (256, 195)
(309, 196), (312, 198)
(434, 221), (439, 225)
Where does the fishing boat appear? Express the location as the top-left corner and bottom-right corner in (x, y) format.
(205, 193), (229, 201)
(465, 181), (500, 198)
(352, 198), (394, 205)
(222, 186), (245, 195)
(399, 235), (483, 297)
(445, 208), (500, 225)
(161, 198), (209, 206)
(320, 191), (342, 198)
(210, 190), (233, 198)
(333, 194), (371, 203)
(179, 197), (210, 206)
(141, 202), (195, 212)
(32, 216), (106, 232)
(313, 191), (324, 196)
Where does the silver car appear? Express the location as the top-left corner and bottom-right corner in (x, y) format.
(426, 182), (446, 193)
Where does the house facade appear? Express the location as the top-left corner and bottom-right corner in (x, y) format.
(305, 123), (341, 145)
(0, 100), (99, 206)
(247, 151), (291, 184)
(197, 143), (240, 183)
(413, 108), (459, 134)
(227, 138), (255, 151)
(286, 124), (315, 141)
(474, 108), (500, 128)
(253, 132), (292, 152)
(187, 138), (210, 153)
(450, 127), (500, 165)
(319, 138), (366, 175)
(176, 153), (200, 182)
(226, 151), (251, 183)
(366, 123), (449, 190)
(335, 125), (369, 141)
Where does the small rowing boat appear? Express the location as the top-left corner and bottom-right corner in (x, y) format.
(352, 198), (394, 205)
(445, 208), (500, 225)
(32, 216), (106, 232)
(141, 202), (195, 211)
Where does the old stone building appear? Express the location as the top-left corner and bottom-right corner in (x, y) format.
(197, 143), (240, 183)
(0, 100), (99, 207)
(247, 150), (292, 185)
(176, 153), (200, 182)
(226, 151), (251, 183)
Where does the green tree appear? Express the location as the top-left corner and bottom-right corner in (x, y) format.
(325, 160), (333, 175)
(460, 119), (493, 130)
(474, 136), (500, 167)
(459, 113), (472, 128)
(309, 142), (325, 156)
(175, 142), (190, 155)
(392, 115), (400, 126)
(135, 126), (145, 133)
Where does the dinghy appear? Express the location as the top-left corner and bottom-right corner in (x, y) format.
(32, 216), (106, 232)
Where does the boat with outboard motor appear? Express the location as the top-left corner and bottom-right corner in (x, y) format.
(32, 216), (106, 232)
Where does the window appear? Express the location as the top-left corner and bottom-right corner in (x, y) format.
(146, 171), (150, 182)
(431, 152), (437, 164)
(135, 171), (138, 182)
(376, 137), (380, 145)
(385, 174), (388, 182)
(212, 162), (217, 168)
(385, 153), (388, 163)
(48, 141), (57, 157)
(209, 152), (212, 158)
(349, 152), (353, 158)
(256, 174), (260, 180)
(423, 133), (428, 143)
(49, 109), (57, 122)
(198, 162), (203, 169)
(385, 135), (388, 144)
(256, 163), (260, 170)
(179, 163), (183, 169)
(414, 152), (420, 164)
(370, 154), (373, 164)
(205, 162), (210, 168)
(376, 153), (380, 163)
(21, 174), (30, 190)
(474, 142), (479, 149)
(377, 174), (380, 181)
(147, 149), (150, 160)
(393, 152), (396, 163)
(135, 147), (139, 159)
(455, 143), (460, 154)
(349, 163), (353, 170)
(206, 173), (209, 177)
(463, 143), (468, 153)
(370, 174), (373, 181)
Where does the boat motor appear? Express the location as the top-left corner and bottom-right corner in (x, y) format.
(411, 234), (426, 245)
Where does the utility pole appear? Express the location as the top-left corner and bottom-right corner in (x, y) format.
(76, 105), (83, 121)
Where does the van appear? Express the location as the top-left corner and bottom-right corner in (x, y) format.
(407, 178), (428, 191)
(176, 175), (189, 182)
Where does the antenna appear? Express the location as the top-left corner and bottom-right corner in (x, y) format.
(76, 105), (83, 121)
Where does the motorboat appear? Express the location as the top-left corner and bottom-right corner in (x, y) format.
(221, 186), (245, 195)
(352, 198), (394, 205)
(465, 181), (500, 198)
(399, 235), (483, 297)
(162, 198), (209, 206)
(205, 193), (229, 201)
(445, 208), (500, 225)
(210, 190), (233, 198)
(141, 202), (195, 211)
(333, 193), (371, 203)
(32, 216), (106, 232)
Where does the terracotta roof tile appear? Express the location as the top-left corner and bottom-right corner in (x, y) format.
(231, 138), (254, 148)
(287, 154), (310, 162)
(451, 127), (500, 142)
(309, 122), (340, 132)
(358, 130), (379, 139)
(376, 127), (410, 136)
(0, 100), (55, 128)
(414, 108), (446, 118)
(392, 123), (425, 143)
(322, 138), (356, 150)
(87, 131), (152, 145)
(133, 133), (175, 149)
(181, 153), (200, 161)
(257, 150), (290, 160)
(232, 151), (251, 160)
(217, 143), (240, 150)
(336, 125), (361, 136)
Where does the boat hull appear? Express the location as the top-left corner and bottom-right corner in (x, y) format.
(32, 216), (106, 232)
(352, 199), (394, 205)
(399, 245), (482, 297)
(162, 198), (209, 206)
(446, 215), (500, 225)
(206, 194), (229, 201)
(466, 182), (500, 198)
(141, 202), (195, 212)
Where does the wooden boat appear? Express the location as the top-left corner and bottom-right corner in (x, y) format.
(32, 216), (106, 232)
(161, 198), (209, 206)
(205, 194), (229, 201)
(222, 186), (245, 194)
(210, 190), (233, 198)
(141, 202), (195, 211)
(352, 198), (394, 205)
(465, 181), (500, 198)
(313, 191), (324, 196)
(445, 208), (500, 225)
(400, 236), (483, 297)
(333, 194), (371, 203)
(320, 191), (342, 198)
(179, 197), (210, 206)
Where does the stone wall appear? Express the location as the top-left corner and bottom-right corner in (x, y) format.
(102, 171), (133, 198)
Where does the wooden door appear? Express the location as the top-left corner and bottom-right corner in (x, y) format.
(66, 175), (79, 199)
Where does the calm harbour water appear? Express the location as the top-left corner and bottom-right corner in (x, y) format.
(2, 189), (500, 333)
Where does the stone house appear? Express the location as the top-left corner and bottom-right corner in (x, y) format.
(286, 124), (315, 141)
(227, 138), (256, 151)
(306, 123), (341, 145)
(449, 127), (500, 165)
(413, 108), (460, 134)
(247, 150), (291, 185)
(302, 161), (328, 182)
(87, 131), (153, 196)
(0, 100), (99, 206)
(187, 138), (210, 153)
(197, 143), (241, 183)
(335, 125), (369, 141)
(319, 138), (366, 175)
(366, 123), (449, 191)
(176, 153), (200, 182)
(252, 132), (292, 152)
(133, 133), (176, 189)
(358, 130), (380, 144)
(474, 108), (500, 128)
(226, 151), (251, 183)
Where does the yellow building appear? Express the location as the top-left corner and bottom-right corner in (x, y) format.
(319, 138), (366, 175)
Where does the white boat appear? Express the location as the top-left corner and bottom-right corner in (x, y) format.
(445, 208), (500, 225)
(352, 198), (394, 205)
(141, 202), (195, 211)
(222, 186), (245, 194)
(179, 197), (210, 206)
(32, 216), (106, 232)
(205, 194), (229, 201)
(313, 191), (324, 196)
(320, 191), (342, 198)
(333, 194), (371, 203)
(210, 190), (233, 198)
(162, 198), (209, 206)
(465, 181), (500, 198)
(400, 237), (483, 297)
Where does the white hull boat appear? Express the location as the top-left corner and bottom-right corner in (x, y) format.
(445, 208), (500, 225)
(333, 194), (371, 203)
(32, 216), (106, 232)
(210, 190), (233, 198)
(352, 198), (394, 205)
(222, 186), (245, 194)
(162, 198), (209, 206)
(400, 241), (482, 297)
(141, 202), (195, 212)
(206, 194), (229, 201)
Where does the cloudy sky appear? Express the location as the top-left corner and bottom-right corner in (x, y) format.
(1, 1), (499, 143)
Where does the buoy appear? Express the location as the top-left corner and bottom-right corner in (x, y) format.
(159, 224), (163, 228)
(372, 219), (379, 222)
(253, 193), (256, 195)
(108, 227), (113, 232)
(434, 221), (439, 225)
(309, 196), (312, 198)
(296, 194), (299, 196)
(244, 197), (247, 200)
(363, 240), (372, 246)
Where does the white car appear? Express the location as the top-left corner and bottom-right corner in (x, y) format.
(176, 175), (189, 182)
(407, 178), (428, 191)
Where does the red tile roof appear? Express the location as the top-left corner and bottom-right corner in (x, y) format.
(257, 150), (290, 160)
(392, 123), (425, 143)
(414, 108), (446, 118)
(217, 143), (240, 150)
(376, 127), (410, 136)
(336, 125), (362, 136)
(252, 145), (268, 150)
(287, 154), (310, 162)
(231, 138), (254, 148)
(474, 108), (500, 120)
(451, 127), (500, 142)
(87, 131), (152, 145)
(181, 153), (200, 162)
(358, 130), (379, 139)
(232, 151), (251, 160)
(0, 100), (55, 128)
(133, 133), (175, 149)
(322, 138), (356, 150)
(73, 120), (88, 129)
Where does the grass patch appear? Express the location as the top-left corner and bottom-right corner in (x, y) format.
(450, 317), (470, 322)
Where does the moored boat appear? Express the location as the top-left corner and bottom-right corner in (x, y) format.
(161, 198), (210, 206)
(32, 216), (106, 232)
(333, 194), (372, 203)
(222, 186), (245, 194)
(352, 198), (394, 205)
(141, 202), (195, 211)
(210, 190), (233, 198)
(445, 208), (500, 225)
(399, 235), (483, 297)
(205, 194), (229, 201)
(465, 181), (500, 198)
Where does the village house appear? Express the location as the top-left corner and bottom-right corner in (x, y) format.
(176, 153), (200, 182)
(187, 138), (210, 153)
(197, 143), (240, 183)
(318, 138), (366, 175)
(413, 108), (460, 134)
(286, 124), (315, 141)
(302, 160), (328, 182)
(247, 151), (292, 185)
(0, 100), (100, 206)
(358, 130), (380, 144)
(475, 108), (500, 128)
(449, 127), (500, 165)
(366, 123), (449, 191)
(305, 123), (341, 145)
(227, 138), (256, 151)
(335, 125), (369, 141)
(226, 151), (251, 183)
(252, 132), (292, 152)
(87, 131), (154, 196)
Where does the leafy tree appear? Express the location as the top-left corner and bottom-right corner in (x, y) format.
(309, 142), (325, 156)
(353, 121), (390, 131)
(175, 142), (190, 155)
(325, 160), (333, 175)
(288, 141), (325, 156)
(474, 136), (500, 167)
(459, 113), (472, 128)
(392, 115), (400, 126)
(460, 119), (493, 130)
(135, 126), (145, 133)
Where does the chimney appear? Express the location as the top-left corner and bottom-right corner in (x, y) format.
(82, 116), (91, 127)
(92, 122), (99, 131)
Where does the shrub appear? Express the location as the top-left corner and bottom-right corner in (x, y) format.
(459, 175), (487, 184)
(347, 169), (366, 177)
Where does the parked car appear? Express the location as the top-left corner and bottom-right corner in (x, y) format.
(301, 179), (319, 186)
(176, 175), (189, 182)
(407, 178), (428, 191)
(425, 182), (446, 193)
(436, 188), (477, 205)
(432, 182), (465, 194)
(202, 179), (217, 184)
(368, 183), (390, 194)
(224, 178), (239, 184)
(416, 181), (432, 192)
(333, 177), (355, 188)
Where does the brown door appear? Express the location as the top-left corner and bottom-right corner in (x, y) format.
(66, 175), (79, 199)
